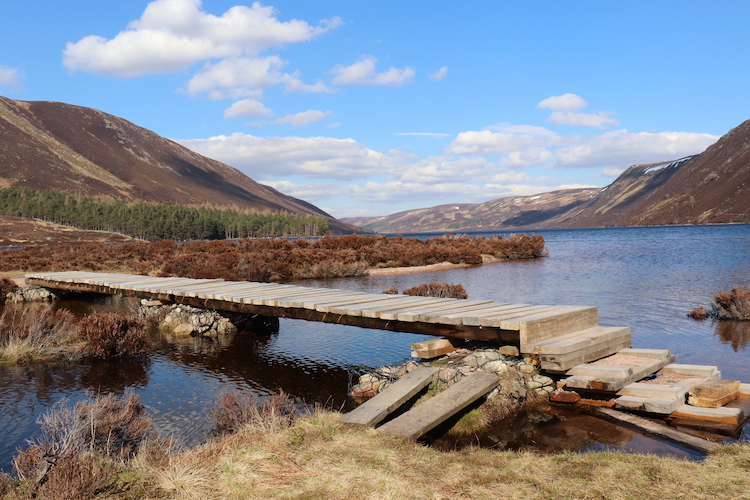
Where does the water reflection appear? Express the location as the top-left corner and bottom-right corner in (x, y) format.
(715, 321), (750, 352)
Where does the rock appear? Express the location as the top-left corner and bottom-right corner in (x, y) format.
(173, 323), (195, 337)
(141, 299), (164, 307)
(518, 362), (536, 374)
(499, 345), (520, 357)
(359, 373), (379, 385)
(438, 368), (458, 384)
(482, 360), (509, 375)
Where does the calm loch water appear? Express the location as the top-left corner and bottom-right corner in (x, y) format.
(2, 224), (750, 470)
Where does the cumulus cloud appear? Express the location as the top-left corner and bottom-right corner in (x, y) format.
(555, 129), (719, 168)
(447, 130), (545, 155)
(485, 123), (557, 137)
(175, 132), (402, 179)
(548, 111), (619, 129)
(395, 132), (451, 137)
(272, 110), (333, 126)
(223, 98), (272, 118)
(537, 93), (588, 112)
(63, 0), (342, 77)
(331, 56), (415, 86)
(0, 65), (22, 87)
(428, 66), (448, 81)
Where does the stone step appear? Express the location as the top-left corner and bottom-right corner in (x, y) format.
(614, 395), (683, 414)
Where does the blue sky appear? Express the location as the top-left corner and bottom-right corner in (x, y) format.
(1, 1), (749, 218)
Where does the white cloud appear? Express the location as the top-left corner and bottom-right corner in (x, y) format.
(485, 123), (557, 137)
(603, 167), (626, 177)
(548, 111), (619, 129)
(428, 66), (448, 81)
(183, 55), (331, 96)
(537, 93), (587, 112)
(555, 129), (719, 168)
(331, 56), (415, 86)
(398, 156), (492, 184)
(63, 0), (342, 78)
(0, 65), (22, 87)
(175, 132), (402, 179)
(395, 132), (451, 137)
(224, 98), (272, 118)
(499, 148), (555, 168)
(273, 110), (333, 126)
(447, 130), (545, 155)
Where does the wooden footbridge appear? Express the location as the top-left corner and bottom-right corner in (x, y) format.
(25, 271), (606, 349)
(25, 271), (749, 451)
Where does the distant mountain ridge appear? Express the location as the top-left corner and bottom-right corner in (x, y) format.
(344, 118), (750, 233)
(0, 96), (358, 234)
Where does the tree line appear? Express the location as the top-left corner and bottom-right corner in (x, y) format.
(0, 188), (329, 241)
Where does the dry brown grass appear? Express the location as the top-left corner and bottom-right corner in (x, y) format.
(4, 392), (750, 499)
(139, 411), (750, 500)
(78, 312), (151, 359)
(0, 307), (78, 363)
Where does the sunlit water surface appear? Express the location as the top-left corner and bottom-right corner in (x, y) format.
(2, 224), (750, 470)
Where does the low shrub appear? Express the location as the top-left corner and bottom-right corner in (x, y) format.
(712, 286), (750, 320)
(0, 307), (77, 363)
(78, 312), (151, 359)
(211, 390), (300, 435)
(0, 277), (19, 299)
(402, 282), (469, 299)
(688, 286), (750, 321)
(382, 286), (399, 295)
(12, 392), (152, 498)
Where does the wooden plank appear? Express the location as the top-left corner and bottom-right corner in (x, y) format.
(670, 404), (744, 426)
(540, 338), (632, 373)
(475, 306), (562, 328)
(614, 396), (683, 415)
(593, 407), (720, 454)
(658, 364), (721, 379)
(459, 304), (543, 326)
(564, 355), (676, 393)
(327, 295), (418, 315)
(340, 367), (439, 426)
(508, 306), (599, 346)
(315, 293), (398, 313)
(378, 299), (461, 320)
(359, 297), (455, 319)
(378, 371), (500, 440)
(396, 300), (496, 323)
(617, 382), (688, 401)
(522, 326), (631, 355)
(411, 338), (462, 359)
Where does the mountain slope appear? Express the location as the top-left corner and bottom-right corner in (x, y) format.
(0, 96), (357, 233)
(344, 117), (750, 233)
(342, 188), (600, 233)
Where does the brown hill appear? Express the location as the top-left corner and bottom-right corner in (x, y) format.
(345, 118), (750, 233)
(0, 96), (357, 234)
(342, 188), (600, 233)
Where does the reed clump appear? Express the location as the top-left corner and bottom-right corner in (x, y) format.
(0, 307), (77, 363)
(0, 233), (547, 282)
(689, 285), (750, 321)
(403, 282), (468, 299)
(0, 309), (151, 363)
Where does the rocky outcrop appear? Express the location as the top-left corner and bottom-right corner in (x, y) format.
(137, 299), (279, 336)
(350, 347), (554, 404)
(6, 285), (58, 303)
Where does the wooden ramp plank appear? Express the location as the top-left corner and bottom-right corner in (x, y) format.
(509, 306), (599, 346)
(593, 407), (720, 454)
(522, 326), (631, 355)
(340, 367), (439, 427)
(378, 371), (500, 440)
